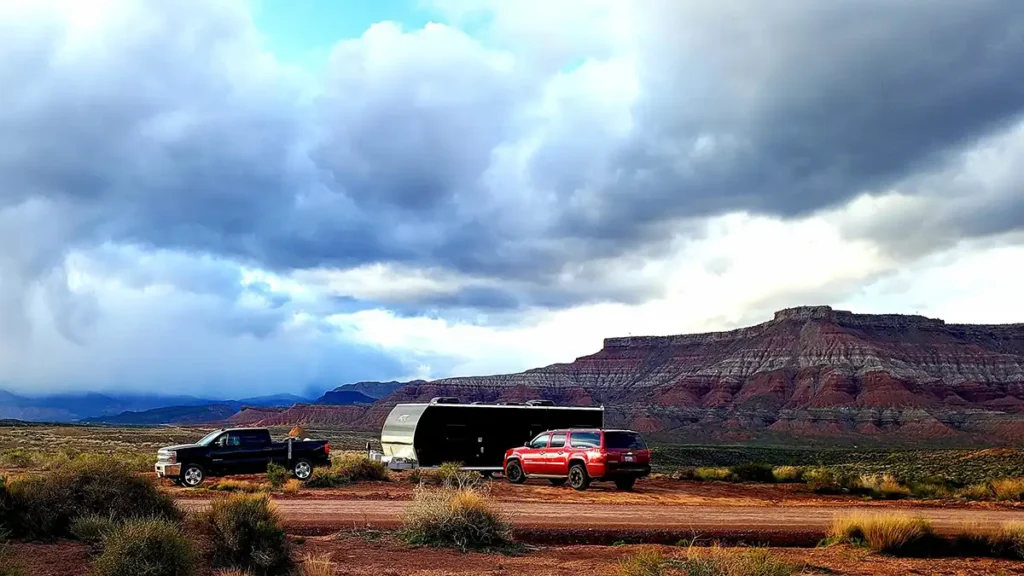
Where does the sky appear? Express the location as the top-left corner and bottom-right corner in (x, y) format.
(1, 0), (1024, 398)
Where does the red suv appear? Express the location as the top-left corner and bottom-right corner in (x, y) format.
(503, 428), (651, 491)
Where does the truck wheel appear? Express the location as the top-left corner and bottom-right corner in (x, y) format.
(614, 477), (636, 491)
(549, 478), (567, 487)
(292, 458), (313, 481)
(181, 464), (205, 488)
(568, 464), (590, 491)
(504, 460), (525, 484)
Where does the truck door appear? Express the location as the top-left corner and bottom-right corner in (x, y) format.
(236, 429), (276, 473)
(209, 432), (247, 475)
(546, 432), (568, 475)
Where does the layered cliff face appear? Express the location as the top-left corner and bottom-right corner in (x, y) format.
(375, 306), (1024, 445)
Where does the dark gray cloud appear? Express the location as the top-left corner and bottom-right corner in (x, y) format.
(2, 0), (1024, 322)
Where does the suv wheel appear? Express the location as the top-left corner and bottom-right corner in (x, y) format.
(614, 476), (636, 491)
(181, 464), (205, 488)
(568, 463), (590, 491)
(293, 458), (313, 481)
(505, 460), (525, 484)
(549, 478), (567, 487)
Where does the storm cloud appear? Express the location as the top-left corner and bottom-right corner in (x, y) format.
(1, 0), (1023, 392)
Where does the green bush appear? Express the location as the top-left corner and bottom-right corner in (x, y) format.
(71, 514), (119, 548)
(693, 467), (735, 482)
(771, 466), (804, 483)
(803, 467), (846, 494)
(730, 463), (775, 483)
(402, 486), (511, 551)
(331, 455), (389, 482)
(3, 456), (179, 540)
(197, 493), (292, 576)
(266, 463), (289, 490)
(90, 517), (196, 576)
(305, 467), (346, 488)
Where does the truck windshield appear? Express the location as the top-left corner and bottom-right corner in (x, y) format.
(196, 431), (222, 446)
(604, 431), (647, 450)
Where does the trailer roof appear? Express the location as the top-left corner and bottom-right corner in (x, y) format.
(394, 402), (604, 410)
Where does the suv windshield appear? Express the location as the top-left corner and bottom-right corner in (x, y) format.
(604, 431), (647, 450)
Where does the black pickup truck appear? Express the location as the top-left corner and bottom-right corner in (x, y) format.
(154, 427), (331, 487)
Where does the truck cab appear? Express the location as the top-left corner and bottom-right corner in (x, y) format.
(503, 428), (651, 491)
(155, 427), (330, 487)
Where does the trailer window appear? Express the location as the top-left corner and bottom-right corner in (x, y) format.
(549, 433), (566, 448)
(569, 432), (600, 448)
(529, 434), (550, 449)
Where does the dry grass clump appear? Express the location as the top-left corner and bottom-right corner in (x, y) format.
(210, 479), (269, 493)
(89, 517), (197, 576)
(402, 485), (511, 551)
(297, 554), (336, 576)
(770, 466), (804, 483)
(856, 474), (912, 499)
(990, 478), (1024, 501)
(953, 521), (1024, 559)
(410, 462), (482, 489)
(617, 545), (799, 576)
(195, 493), (292, 576)
(282, 479), (302, 494)
(305, 456), (389, 488)
(827, 512), (937, 555)
(693, 467), (735, 482)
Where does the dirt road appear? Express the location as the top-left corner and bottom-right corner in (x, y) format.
(177, 498), (1024, 544)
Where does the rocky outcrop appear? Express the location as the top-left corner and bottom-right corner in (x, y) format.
(373, 307), (1024, 445)
(240, 306), (1024, 445)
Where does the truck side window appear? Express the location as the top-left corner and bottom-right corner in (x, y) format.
(549, 433), (566, 448)
(226, 434), (241, 447)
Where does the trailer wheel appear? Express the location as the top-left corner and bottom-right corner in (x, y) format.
(505, 460), (525, 484)
(549, 478), (567, 487)
(568, 463), (590, 491)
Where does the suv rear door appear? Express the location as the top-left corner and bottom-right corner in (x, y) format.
(602, 431), (651, 467)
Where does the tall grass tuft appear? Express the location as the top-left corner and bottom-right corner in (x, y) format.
(990, 478), (1024, 501)
(298, 554), (336, 576)
(616, 546), (666, 576)
(402, 485), (511, 551)
(771, 466), (804, 483)
(196, 493), (292, 576)
(90, 517), (197, 576)
(827, 512), (937, 555)
(694, 467), (735, 482)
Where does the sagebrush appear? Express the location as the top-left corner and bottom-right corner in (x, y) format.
(402, 485), (511, 551)
(90, 517), (196, 576)
(196, 493), (292, 576)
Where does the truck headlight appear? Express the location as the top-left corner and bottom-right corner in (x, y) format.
(167, 451), (177, 463)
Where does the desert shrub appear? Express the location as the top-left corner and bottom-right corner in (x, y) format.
(305, 467), (346, 488)
(298, 554), (335, 576)
(211, 479), (268, 493)
(803, 467), (848, 494)
(990, 478), (1024, 501)
(671, 468), (697, 481)
(3, 456), (179, 540)
(402, 486), (511, 551)
(90, 517), (196, 576)
(827, 513), (937, 555)
(266, 463), (289, 490)
(71, 513), (119, 547)
(855, 474), (912, 499)
(694, 467), (735, 482)
(616, 546), (666, 576)
(675, 545), (798, 576)
(412, 463), (481, 489)
(771, 466), (804, 483)
(331, 455), (389, 482)
(988, 521), (1024, 559)
(730, 463), (775, 483)
(282, 479), (302, 494)
(0, 450), (37, 470)
(956, 482), (994, 501)
(197, 493), (292, 576)
(906, 480), (952, 500)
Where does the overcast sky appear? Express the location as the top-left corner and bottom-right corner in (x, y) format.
(2, 0), (1023, 398)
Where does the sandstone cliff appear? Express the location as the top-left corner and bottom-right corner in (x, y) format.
(245, 306), (1024, 445)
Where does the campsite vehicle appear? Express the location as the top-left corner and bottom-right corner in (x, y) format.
(154, 427), (331, 487)
(503, 428), (651, 491)
(373, 398), (605, 473)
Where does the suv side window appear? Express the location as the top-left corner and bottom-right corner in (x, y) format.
(529, 433), (550, 449)
(549, 433), (566, 448)
(569, 431), (601, 448)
